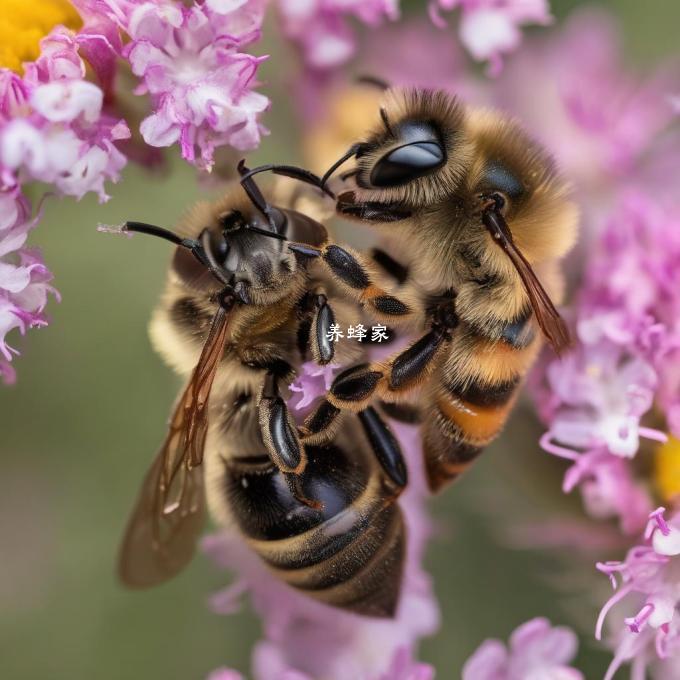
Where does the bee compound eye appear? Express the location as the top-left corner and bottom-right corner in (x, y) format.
(370, 141), (445, 188)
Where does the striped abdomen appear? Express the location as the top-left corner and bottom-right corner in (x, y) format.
(224, 444), (405, 617)
(423, 311), (541, 491)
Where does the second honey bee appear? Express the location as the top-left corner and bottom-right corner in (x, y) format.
(298, 86), (579, 491)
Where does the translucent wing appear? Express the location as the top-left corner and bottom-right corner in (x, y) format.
(118, 305), (231, 588)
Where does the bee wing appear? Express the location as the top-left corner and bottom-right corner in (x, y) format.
(118, 305), (231, 588)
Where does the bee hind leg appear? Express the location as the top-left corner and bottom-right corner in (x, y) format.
(258, 370), (322, 510)
(325, 295), (458, 411)
(358, 407), (408, 498)
(309, 291), (336, 365)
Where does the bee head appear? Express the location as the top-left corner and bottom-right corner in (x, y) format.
(168, 185), (298, 302)
(325, 88), (475, 220)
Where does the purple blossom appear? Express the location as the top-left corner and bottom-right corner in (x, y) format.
(579, 194), (680, 438)
(429, 0), (552, 76)
(278, 0), (399, 70)
(533, 191), (680, 532)
(204, 366), (437, 680)
(539, 338), (658, 459)
(596, 508), (680, 679)
(288, 360), (338, 411)
(91, 0), (270, 170)
(0, 18), (131, 382)
(0, 28), (130, 202)
(0, 189), (58, 384)
(462, 617), (583, 680)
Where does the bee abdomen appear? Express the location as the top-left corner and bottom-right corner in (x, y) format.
(224, 445), (405, 617)
(423, 372), (522, 492)
(263, 500), (405, 617)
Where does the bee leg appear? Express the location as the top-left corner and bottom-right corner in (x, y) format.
(357, 407), (407, 497)
(326, 363), (385, 410)
(288, 241), (418, 326)
(327, 302), (458, 410)
(309, 292), (335, 365)
(258, 371), (322, 510)
(299, 399), (342, 446)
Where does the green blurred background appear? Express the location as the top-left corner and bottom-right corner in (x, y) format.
(1, 1), (678, 678)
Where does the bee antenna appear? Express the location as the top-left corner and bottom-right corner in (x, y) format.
(237, 160), (289, 235)
(239, 164), (335, 199)
(320, 142), (367, 190)
(245, 224), (288, 241)
(121, 221), (198, 251)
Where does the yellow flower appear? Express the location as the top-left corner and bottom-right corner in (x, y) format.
(0, 0), (82, 73)
(655, 436), (680, 502)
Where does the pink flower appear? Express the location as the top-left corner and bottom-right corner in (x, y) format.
(540, 341), (659, 458)
(532, 192), (680, 530)
(278, 0), (400, 70)
(548, 447), (652, 536)
(98, 0), (269, 170)
(462, 617), (583, 680)
(596, 508), (680, 679)
(288, 360), (339, 410)
(204, 365), (437, 680)
(0, 27), (130, 202)
(579, 194), (680, 438)
(0, 189), (59, 384)
(429, 0), (552, 76)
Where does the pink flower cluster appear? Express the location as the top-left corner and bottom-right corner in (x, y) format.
(0, 24), (130, 381)
(509, 10), (680, 677)
(596, 508), (680, 679)
(77, 0), (270, 170)
(0, 28), (129, 202)
(535, 191), (680, 534)
(0, 190), (58, 384)
(278, 0), (548, 74)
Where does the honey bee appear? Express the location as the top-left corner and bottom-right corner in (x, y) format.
(296, 87), (578, 491)
(116, 166), (408, 616)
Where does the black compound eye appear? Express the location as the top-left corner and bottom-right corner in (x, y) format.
(369, 121), (445, 188)
(484, 162), (524, 200)
(370, 142), (445, 187)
